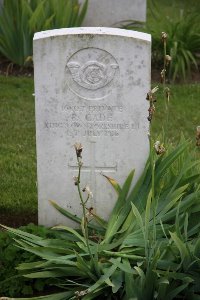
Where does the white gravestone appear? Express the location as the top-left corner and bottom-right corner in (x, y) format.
(80, 0), (146, 27)
(34, 28), (151, 227)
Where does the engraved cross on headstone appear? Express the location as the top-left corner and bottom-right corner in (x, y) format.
(69, 140), (117, 209)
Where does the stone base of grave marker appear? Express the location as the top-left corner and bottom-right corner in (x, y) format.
(34, 28), (151, 227)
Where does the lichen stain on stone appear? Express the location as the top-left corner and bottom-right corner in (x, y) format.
(126, 70), (134, 75)
(128, 77), (142, 87)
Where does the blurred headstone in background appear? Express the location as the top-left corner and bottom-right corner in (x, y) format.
(80, 0), (146, 27)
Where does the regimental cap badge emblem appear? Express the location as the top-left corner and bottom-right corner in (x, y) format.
(66, 47), (119, 100)
(67, 60), (118, 90)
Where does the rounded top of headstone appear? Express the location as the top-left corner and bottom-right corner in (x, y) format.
(34, 27), (151, 43)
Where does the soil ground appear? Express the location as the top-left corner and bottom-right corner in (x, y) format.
(0, 212), (38, 228)
(0, 58), (33, 77)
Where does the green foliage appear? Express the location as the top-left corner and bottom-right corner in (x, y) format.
(2, 139), (200, 299)
(0, 0), (88, 66)
(150, 13), (200, 82)
(0, 76), (36, 215)
(151, 84), (200, 144)
(0, 223), (58, 297)
(125, 1), (200, 82)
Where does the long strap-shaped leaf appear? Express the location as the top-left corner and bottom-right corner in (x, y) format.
(161, 189), (200, 222)
(103, 170), (134, 243)
(75, 252), (97, 281)
(0, 224), (43, 242)
(3, 291), (74, 300)
(102, 174), (122, 195)
(50, 200), (105, 232)
(127, 159), (151, 211)
(23, 267), (84, 279)
(169, 231), (191, 270)
(87, 258), (121, 293)
(155, 141), (189, 182)
(116, 161), (151, 236)
(52, 225), (87, 245)
(76, 0), (88, 26)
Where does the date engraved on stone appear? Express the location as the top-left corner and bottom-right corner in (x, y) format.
(66, 48), (119, 100)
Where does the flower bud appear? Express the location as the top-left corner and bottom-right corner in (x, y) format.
(165, 54), (172, 66)
(161, 32), (168, 42)
(74, 142), (83, 158)
(154, 141), (166, 155)
(146, 86), (159, 102)
(73, 176), (79, 186)
(82, 185), (93, 198)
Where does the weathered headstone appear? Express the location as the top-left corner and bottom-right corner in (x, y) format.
(34, 28), (151, 227)
(80, 0), (146, 26)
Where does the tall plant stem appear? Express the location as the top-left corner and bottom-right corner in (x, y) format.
(76, 156), (100, 277)
(76, 157), (93, 260)
(149, 126), (156, 250)
(163, 39), (170, 142)
(163, 40), (167, 90)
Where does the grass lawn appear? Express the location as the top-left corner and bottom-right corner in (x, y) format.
(0, 75), (199, 215)
(0, 76), (36, 215)
(151, 83), (200, 144)
(147, 0), (200, 19)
